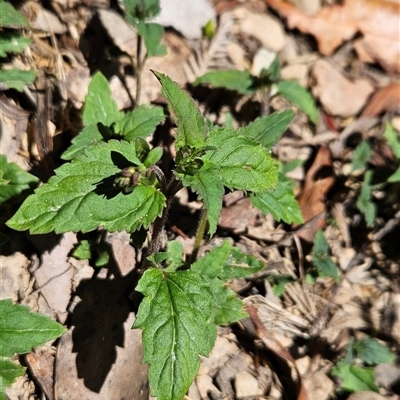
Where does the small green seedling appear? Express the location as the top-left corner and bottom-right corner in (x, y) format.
(331, 336), (395, 394)
(0, 0), (37, 91)
(0, 300), (66, 399)
(193, 56), (319, 124)
(6, 69), (303, 399)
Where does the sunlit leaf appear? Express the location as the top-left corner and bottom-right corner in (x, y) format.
(238, 110), (294, 148)
(133, 268), (216, 400)
(193, 70), (255, 95)
(251, 174), (303, 224)
(0, 155), (39, 205)
(153, 71), (208, 150)
(0, 299), (66, 357)
(0, 68), (36, 92)
(276, 80), (318, 124)
(7, 141), (165, 234)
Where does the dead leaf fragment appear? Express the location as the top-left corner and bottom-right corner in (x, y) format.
(26, 350), (56, 400)
(312, 59), (374, 117)
(296, 146), (335, 241)
(233, 7), (286, 52)
(361, 82), (400, 117)
(265, 0), (400, 72)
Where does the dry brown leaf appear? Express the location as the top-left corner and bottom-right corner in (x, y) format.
(312, 59), (374, 117)
(296, 146), (335, 242)
(264, 0), (400, 72)
(361, 82), (400, 117)
(246, 304), (309, 400)
(26, 350), (55, 400)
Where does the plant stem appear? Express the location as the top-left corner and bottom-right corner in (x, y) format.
(190, 208), (208, 263)
(146, 177), (183, 259)
(135, 35), (145, 109)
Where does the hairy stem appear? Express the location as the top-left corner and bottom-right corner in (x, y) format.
(146, 177), (183, 259)
(191, 208), (208, 263)
(135, 35), (145, 109)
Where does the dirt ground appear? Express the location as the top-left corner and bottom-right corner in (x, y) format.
(1, 0), (400, 399)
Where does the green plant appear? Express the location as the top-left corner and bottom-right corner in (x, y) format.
(351, 123), (400, 227)
(0, 299), (66, 399)
(310, 229), (340, 282)
(122, 0), (166, 107)
(192, 56), (319, 124)
(331, 336), (395, 393)
(6, 69), (303, 399)
(0, 0), (37, 91)
(0, 157), (65, 398)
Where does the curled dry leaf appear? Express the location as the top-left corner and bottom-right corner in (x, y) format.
(361, 82), (400, 117)
(264, 0), (400, 73)
(296, 146), (335, 242)
(246, 304), (309, 400)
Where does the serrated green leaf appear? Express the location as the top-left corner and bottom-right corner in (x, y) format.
(331, 361), (378, 393)
(0, 357), (25, 400)
(191, 240), (230, 278)
(351, 141), (372, 172)
(115, 105), (165, 141)
(205, 128), (278, 192)
(193, 70), (255, 95)
(388, 166), (400, 182)
(219, 246), (264, 280)
(276, 80), (318, 124)
(138, 22), (166, 57)
(311, 230), (340, 282)
(0, 0), (29, 28)
(164, 240), (184, 272)
(356, 170), (376, 227)
(82, 71), (123, 127)
(0, 33), (31, 57)
(191, 242), (247, 324)
(63, 106), (165, 161)
(250, 174), (303, 224)
(0, 299), (66, 357)
(208, 278), (246, 325)
(238, 110), (294, 148)
(384, 122), (400, 159)
(153, 71), (208, 150)
(177, 161), (223, 236)
(133, 268), (216, 400)
(124, 0), (161, 23)
(72, 240), (92, 260)
(0, 155), (39, 204)
(354, 337), (395, 365)
(7, 140), (165, 234)
(62, 125), (104, 160)
(0, 68), (37, 92)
